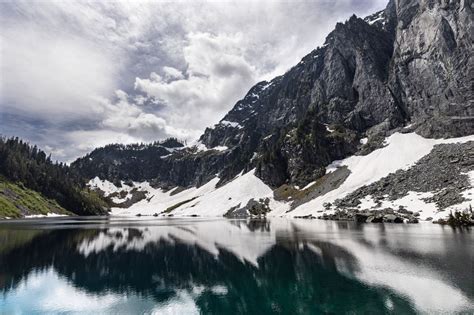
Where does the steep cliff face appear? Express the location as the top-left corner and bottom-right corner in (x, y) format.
(197, 0), (473, 187)
(388, 0), (473, 137)
(72, 0), (473, 192)
(196, 7), (402, 187)
(199, 11), (398, 150)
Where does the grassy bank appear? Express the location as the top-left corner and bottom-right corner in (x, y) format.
(0, 177), (70, 218)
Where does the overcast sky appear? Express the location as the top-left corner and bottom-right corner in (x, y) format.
(0, 0), (387, 162)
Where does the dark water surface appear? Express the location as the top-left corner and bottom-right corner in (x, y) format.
(0, 217), (472, 314)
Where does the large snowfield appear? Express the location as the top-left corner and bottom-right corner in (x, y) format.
(89, 132), (474, 220)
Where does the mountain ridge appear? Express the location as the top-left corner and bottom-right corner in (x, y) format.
(70, 0), (473, 219)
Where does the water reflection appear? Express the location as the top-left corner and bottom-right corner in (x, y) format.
(0, 218), (472, 314)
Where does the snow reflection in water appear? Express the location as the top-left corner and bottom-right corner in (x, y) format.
(0, 218), (472, 314)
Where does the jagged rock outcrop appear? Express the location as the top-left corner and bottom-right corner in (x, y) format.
(224, 198), (271, 218)
(72, 0), (473, 193)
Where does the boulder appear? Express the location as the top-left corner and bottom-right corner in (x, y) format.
(355, 213), (370, 223)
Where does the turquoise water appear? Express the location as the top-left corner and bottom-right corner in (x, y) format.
(0, 217), (473, 314)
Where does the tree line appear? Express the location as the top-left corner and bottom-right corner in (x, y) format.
(0, 137), (108, 215)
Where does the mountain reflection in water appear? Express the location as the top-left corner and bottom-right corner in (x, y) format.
(0, 217), (472, 314)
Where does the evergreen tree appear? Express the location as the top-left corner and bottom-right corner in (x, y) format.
(0, 137), (108, 215)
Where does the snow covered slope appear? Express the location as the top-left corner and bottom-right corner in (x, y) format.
(110, 169), (288, 217)
(288, 132), (474, 219)
(90, 133), (474, 220)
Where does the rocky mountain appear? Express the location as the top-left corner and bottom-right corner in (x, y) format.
(72, 0), (473, 219)
(73, 138), (185, 186)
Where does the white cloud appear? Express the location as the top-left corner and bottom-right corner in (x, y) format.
(163, 66), (184, 80)
(100, 90), (191, 138)
(135, 32), (257, 132)
(0, 25), (118, 119)
(30, 89), (194, 162)
(43, 145), (66, 159)
(66, 130), (140, 153)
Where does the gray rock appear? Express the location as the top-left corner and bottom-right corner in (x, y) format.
(355, 213), (370, 223)
(224, 198), (272, 218)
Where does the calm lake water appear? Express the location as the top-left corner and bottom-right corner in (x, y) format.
(0, 217), (472, 314)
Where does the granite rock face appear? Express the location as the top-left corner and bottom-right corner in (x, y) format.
(73, 0), (473, 191)
(389, 0), (473, 138)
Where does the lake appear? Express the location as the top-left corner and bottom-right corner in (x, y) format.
(0, 217), (472, 314)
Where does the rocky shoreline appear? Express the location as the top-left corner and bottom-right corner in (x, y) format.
(317, 208), (419, 223)
(294, 208), (474, 227)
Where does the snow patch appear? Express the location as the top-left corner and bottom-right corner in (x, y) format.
(192, 141), (209, 152)
(301, 181), (316, 190)
(24, 213), (69, 219)
(325, 124), (335, 133)
(89, 177), (119, 197)
(366, 11), (385, 25)
(357, 195), (378, 209)
(89, 177), (148, 204)
(357, 192), (442, 220)
(261, 82), (273, 91)
(112, 179), (217, 216)
(250, 152), (259, 161)
(172, 170), (275, 217)
(188, 141), (228, 153)
(220, 120), (243, 129)
(212, 146), (228, 151)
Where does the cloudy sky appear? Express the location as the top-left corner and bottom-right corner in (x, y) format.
(0, 0), (387, 162)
